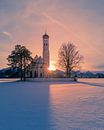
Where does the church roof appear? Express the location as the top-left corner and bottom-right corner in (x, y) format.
(33, 55), (44, 64)
(37, 56), (44, 64)
(43, 32), (49, 38)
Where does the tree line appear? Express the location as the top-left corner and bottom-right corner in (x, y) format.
(7, 42), (83, 80)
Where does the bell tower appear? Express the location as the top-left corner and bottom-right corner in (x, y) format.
(43, 32), (50, 75)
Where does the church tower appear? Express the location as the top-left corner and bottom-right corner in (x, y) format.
(43, 32), (50, 76)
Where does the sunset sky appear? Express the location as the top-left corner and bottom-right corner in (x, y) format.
(0, 0), (104, 71)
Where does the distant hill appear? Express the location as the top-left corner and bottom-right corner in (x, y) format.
(76, 71), (104, 78)
(92, 71), (104, 74)
(0, 68), (19, 78)
(52, 70), (104, 78)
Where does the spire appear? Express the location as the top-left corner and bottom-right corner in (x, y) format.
(43, 28), (49, 38)
(45, 28), (47, 35)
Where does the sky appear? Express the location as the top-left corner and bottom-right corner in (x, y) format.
(0, 0), (104, 71)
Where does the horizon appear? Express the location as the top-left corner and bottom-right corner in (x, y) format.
(0, 0), (104, 71)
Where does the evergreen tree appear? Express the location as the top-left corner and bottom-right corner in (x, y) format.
(7, 45), (32, 81)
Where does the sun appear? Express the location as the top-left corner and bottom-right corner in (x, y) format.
(48, 65), (56, 71)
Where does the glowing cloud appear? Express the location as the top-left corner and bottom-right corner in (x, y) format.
(3, 32), (12, 38)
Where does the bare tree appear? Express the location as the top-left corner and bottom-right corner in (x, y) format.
(58, 42), (83, 77)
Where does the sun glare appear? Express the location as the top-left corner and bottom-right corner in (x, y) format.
(48, 65), (56, 71)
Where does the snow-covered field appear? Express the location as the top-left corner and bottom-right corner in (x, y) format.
(0, 78), (104, 130)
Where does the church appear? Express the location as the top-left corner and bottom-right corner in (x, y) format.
(27, 32), (50, 78)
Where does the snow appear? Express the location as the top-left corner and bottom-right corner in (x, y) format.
(0, 78), (104, 130)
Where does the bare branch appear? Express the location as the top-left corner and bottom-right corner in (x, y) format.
(58, 42), (84, 77)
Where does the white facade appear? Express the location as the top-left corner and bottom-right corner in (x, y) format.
(27, 32), (50, 78)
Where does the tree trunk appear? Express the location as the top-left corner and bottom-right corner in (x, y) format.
(66, 68), (71, 78)
(20, 69), (23, 81)
(23, 69), (26, 81)
(66, 68), (69, 77)
(23, 56), (26, 81)
(69, 71), (71, 78)
(20, 55), (23, 81)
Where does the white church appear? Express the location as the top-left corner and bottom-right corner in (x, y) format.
(27, 32), (50, 78)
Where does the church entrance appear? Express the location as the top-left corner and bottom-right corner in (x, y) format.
(34, 71), (38, 78)
(40, 73), (43, 78)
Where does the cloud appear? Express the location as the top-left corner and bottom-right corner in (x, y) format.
(42, 12), (66, 28)
(94, 65), (104, 70)
(0, 0), (104, 70)
(2, 31), (12, 38)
